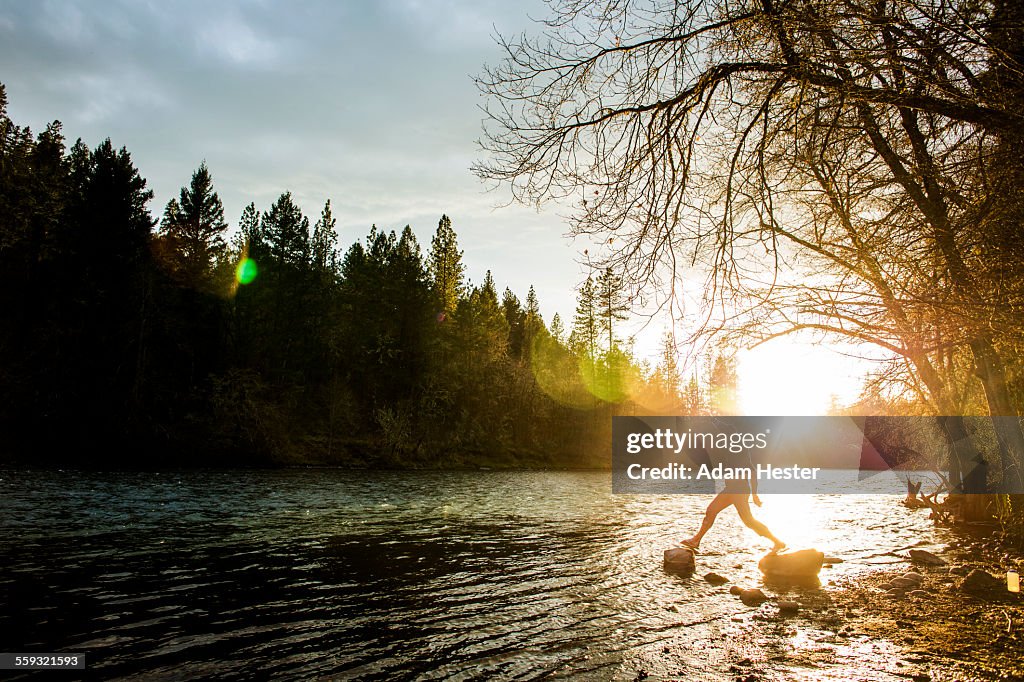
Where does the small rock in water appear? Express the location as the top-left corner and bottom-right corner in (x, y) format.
(729, 585), (744, 596)
(664, 548), (696, 573)
(909, 549), (946, 566)
(889, 577), (918, 589)
(823, 556), (844, 564)
(901, 572), (924, 583)
(740, 588), (769, 606)
(704, 572), (729, 585)
(960, 569), (1002, 594)
(949, 565), (971, 576)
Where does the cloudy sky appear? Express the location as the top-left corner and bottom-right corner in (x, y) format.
(1, 0), (591, 321)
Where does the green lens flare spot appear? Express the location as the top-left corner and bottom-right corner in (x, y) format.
(236, 258), (258, 285)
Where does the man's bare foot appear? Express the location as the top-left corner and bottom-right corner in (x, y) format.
(680, 538), (700, 552)
(771, 541), (787, 553)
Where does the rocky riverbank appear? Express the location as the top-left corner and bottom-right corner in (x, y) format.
(647, 541), (1024, 681)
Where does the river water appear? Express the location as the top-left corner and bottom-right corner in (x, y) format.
(0, 470), (950, 680)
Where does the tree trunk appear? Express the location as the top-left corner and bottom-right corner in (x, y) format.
(937, 416), (988, 494)
(969, 337), (1024, 493)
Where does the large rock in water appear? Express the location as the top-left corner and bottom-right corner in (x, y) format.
(759, 549), (825, 578)
(664, 547), (696, 573)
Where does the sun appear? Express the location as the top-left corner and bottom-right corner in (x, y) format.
(736, 340), (868, 416)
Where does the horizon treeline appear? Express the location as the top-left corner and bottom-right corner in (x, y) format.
(0, 84), (735, 468)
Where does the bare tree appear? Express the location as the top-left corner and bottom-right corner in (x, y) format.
(476, 0), (1024, 490)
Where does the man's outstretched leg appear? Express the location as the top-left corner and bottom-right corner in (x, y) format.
(681, 492), (740, 550)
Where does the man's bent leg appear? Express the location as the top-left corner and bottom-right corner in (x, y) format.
(734, 497), (786, 551)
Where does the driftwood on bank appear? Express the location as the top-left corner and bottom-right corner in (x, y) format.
(902, 476), (997, 525)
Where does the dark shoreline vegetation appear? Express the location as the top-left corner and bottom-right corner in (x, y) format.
(0, 82), (737, 471)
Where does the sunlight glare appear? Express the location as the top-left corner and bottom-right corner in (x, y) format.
(737, 341), (867, 415)
(750, 495), (824, 551)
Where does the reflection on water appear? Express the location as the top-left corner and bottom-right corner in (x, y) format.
(0, 470), (948, 680)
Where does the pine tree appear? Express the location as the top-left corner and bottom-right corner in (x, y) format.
(391, 226), (431, 312)
(595, 266), (629, 353)
(230, 202), (266, 367)
(653, 330), (683, 411)
(235, 202), (263, 258)
(255, 193), (310, 379)
(65, 139), (154, 291)
(572, 275), (598, 359)
(159, 162), (227, 287)
(457, 270), (508, 362)
(480, 270), (499, 307)
(550, 312), (565, 344)
(395, 225), (422, 267)
(366, 224), (396, 266)
(502, 287), (525, 357)
(523, 285), (544, 356)
(339, 241), (366, 278)
(428, 214), (465, 314)
(311, 199), (338, 272)
(708, 353), (738, 415)
(682, 373), (706, 415)
(263, 191), (309, 267)
(61, 138), (155, 434)
(387, 226), (432, 398)
(525, 286), (542, 327)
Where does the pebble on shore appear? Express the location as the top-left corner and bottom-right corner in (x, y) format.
(739, 588), (769, 606)
(777, 600), (799, 615)
(909, 549), (946, 566)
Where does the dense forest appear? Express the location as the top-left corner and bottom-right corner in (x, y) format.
(0, 83), (740, 468)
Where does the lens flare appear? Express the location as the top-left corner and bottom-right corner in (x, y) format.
(529, 337), (597, 409)
(236, 258), (258, 285)
(529, 337), (646, 409)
